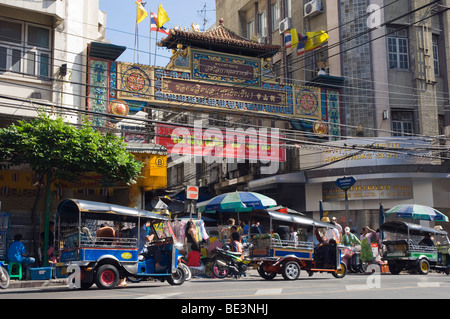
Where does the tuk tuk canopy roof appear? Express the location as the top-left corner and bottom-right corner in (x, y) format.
(252, 209), (334, 228)
(380, 221), (447, 236)
(57, 199), (170, 222)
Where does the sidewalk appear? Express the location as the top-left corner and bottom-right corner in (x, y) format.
(8, 278), (67, 289)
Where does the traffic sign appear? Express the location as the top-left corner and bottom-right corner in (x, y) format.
(186, 186), (199, 200)
(335, 176), (356, 191)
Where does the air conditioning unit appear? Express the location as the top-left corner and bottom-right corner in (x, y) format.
(279, 17), (292, 34)
(304, 0), (323, 18)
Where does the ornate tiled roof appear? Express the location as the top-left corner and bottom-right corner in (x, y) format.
(160, 19), (280, 59)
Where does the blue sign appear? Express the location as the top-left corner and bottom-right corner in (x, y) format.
(335, 176), (356, 191)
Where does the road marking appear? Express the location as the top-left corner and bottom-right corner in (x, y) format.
(137, 292), (181, 299)
(345, 285), (371, 291)
(417, 282), (440, 288)
(254, 288), (283, 295)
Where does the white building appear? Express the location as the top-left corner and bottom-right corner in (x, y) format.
(0, 0), (107, 126)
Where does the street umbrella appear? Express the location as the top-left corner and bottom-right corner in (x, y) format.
(385, 204), (449, 222)
(197, 191), (277, 214)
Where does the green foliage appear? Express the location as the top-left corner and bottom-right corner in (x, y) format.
(0, 114), (142, 184)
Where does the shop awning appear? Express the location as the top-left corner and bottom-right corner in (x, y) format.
(88, 42), (126, 61)
(127, 143), (167, 155)
(248, 172), (306, 191)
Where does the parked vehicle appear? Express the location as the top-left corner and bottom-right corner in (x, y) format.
(249, 209), (347, 280)
(0, 260), (9, 289)
(210, 245), (252, 279)
(381, 221), (450, 275)
(55, 199), (186, 289)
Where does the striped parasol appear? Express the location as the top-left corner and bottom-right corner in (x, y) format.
(197, 191), (277, 214)
(385, 204), (449, 222)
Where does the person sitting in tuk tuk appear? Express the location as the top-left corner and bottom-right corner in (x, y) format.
(96, 224), (115, 245)
(419, 233), (434, 247)
(132, 221), (165, 271)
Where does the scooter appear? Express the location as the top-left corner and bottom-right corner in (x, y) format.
(210, 245), (252, 279)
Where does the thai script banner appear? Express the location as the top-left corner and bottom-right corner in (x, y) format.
(161, 77), (287, 107)
(191, 49), (261, 86)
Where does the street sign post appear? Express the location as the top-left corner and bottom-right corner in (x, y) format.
(186, 186), (199, 218)
(335, 177), (356, 226)
(335, 176), (356, 191)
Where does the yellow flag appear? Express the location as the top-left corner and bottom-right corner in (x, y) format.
(290, 29), (299, 48)
(305, 31), (329, 51)
(157, 3), (170, 29)
(136, 1), (148, 24)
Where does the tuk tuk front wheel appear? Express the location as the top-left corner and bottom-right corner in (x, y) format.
(167, 267), (186, 285)
(333, 262), (347, 278)
(418, 259), (430, 275)
(281, 261), (300, 280)
(95, 264), (120, 289)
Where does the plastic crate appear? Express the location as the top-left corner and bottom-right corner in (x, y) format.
(30, 267), (52, 280)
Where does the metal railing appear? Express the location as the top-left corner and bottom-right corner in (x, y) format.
(271, 239), (314, 250)
(80, 237), (138, 249)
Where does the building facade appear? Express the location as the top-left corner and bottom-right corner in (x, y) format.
(0, 0), (109, 256)
(216, 0), (450, 232)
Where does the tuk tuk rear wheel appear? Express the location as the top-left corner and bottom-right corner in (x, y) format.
(388, 262), (402, 275)
(95, 264), (120, 289)
(333, 262), (347, 278)
(281, 261), (300, 280)
(418, 259), (430, 275)
(257, 265), (277, 280)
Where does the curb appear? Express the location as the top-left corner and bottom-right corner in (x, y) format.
(8, 278), (68, 289)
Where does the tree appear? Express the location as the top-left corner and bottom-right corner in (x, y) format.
(0, 114), (143, 265)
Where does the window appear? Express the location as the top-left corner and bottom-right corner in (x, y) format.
(391, 111), (413, 136)
(433, 40), (439, 76)
(387, 28), (409, 70)
(258, 11), (267, 37)
(271, 1), (280, 32)
(284, 0), (292, 18)
(247, 20), (255, 39)
(0, 19), (51, 78)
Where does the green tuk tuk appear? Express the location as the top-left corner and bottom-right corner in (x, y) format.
(381, 221), (450, 275)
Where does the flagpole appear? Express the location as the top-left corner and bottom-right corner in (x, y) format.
(134, 21), (137, 63)
(154, 31), (158, 66)
(149, 15), (152, 66)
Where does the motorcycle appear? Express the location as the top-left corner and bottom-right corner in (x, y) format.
(0, 261), (9, 289)
(210, 245), (252, 279)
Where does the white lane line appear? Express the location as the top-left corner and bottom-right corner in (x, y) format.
(137, 292), (181, 299)
(254, 288), (283, 295)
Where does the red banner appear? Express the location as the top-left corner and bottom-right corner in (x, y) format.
(156, 124), (285, 162)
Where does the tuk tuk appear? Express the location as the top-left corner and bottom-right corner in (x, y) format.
(249, 209), (347, 280)
(55, 199), (186, 289)
(381, 221), (450, 275)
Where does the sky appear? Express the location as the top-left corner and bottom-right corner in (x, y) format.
(99, 0), (217, 66)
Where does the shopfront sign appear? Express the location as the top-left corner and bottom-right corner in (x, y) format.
(323, 179), (413, 202)
(316, 138), (432, 169)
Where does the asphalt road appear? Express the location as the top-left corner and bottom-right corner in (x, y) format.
(1, 270), (449, 301)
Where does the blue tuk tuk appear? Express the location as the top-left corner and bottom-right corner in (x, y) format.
(55, 199), (185, 289)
